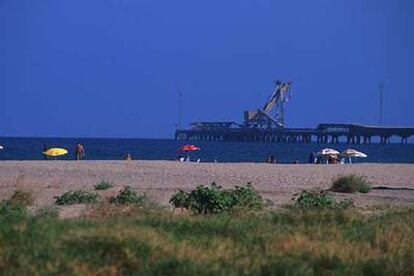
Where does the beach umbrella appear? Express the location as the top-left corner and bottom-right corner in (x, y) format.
(341, 149), (367, 158)
(179, 144), (201, 152)
(316, 148), (340, 164)
(341, 149), (367, 164)
(316, 148), (339, 156)
(178, 144), (200, 162)
(44, 148), (68, 157)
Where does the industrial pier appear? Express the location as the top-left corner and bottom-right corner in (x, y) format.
(175, 81), (414, 144)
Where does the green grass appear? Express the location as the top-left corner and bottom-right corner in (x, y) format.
(330, 175), (373, 193)
(94, 181), (114, 190)
(0, 204), (413, 275)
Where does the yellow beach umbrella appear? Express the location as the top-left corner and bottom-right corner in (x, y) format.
(44, 148), (68, 157)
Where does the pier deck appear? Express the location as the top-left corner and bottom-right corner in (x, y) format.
(176, 123), (414, 144)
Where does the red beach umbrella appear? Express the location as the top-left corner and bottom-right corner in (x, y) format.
(179, 144), (201, 152)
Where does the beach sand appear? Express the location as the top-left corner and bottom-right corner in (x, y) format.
(1, 161), (414, 210)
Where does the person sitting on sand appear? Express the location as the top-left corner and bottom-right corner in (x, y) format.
(328, 155), (339, 164)
(124, 153), (133, 161)
(332, 155), (340, 164)
(316, 155), (322, 164)
(74, 143), (84, 160)
(265, 155), (276, 164)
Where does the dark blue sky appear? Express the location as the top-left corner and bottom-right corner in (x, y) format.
(1, 0), (413, 138)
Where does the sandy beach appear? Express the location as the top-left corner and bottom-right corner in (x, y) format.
(1, 161), (414, 208)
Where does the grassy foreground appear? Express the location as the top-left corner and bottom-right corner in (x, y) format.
(0, 205), (414, 275)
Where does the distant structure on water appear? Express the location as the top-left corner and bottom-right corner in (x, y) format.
(175, 81), (414, 144)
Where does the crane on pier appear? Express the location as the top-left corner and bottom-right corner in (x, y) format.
(244, 81), (292, 129)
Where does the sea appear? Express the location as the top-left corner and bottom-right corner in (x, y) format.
(0, 137), (414, 163)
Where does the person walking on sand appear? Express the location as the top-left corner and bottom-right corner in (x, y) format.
(74, 143), (84, 160)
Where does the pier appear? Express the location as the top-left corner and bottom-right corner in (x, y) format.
(175, 123), (414, 144)
(175, 81), (414, 144)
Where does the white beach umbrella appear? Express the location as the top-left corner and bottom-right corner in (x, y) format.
(341, 149), (367, 158)
(341, 149), (367, 164)
(317, 148), (339, 156)
(316, 148), (340, 164)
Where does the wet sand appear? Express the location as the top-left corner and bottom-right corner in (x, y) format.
(1, 161), (414, 208)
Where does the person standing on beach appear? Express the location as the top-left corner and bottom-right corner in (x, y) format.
(308, 153), (315, 164)
(74, 143), (85, 160)
(43, 144), (49, 160)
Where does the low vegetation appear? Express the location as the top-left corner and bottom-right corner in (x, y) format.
(330, 175), (372, 193)
(294, 189), (353, 209)
(94, 181), (114, 190)
(0, 202), (413, 275)
(1, 184), (412, 274)
(294, 189), (334, 208)
(8, 190), (34, 206)
(0, 190), (33, 217)
(55, 190), (100, 205)
(110, 186), (151, 206)
(169, 183), (265, 214)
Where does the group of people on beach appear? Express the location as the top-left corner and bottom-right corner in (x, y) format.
(38, 143), (360, 164)
(265, 155), (299, 164)
(264, 152), (341, 164)
(308, 152), (341, 164)
(42, 143), (137, 161)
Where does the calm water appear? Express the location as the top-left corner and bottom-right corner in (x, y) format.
(0, 137), (414, 163)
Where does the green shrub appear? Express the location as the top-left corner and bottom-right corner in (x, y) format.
(357, 182), (372, 193)
(94, 181), (114, 190)
(110, 186), (149, 205)
(294, 190), (354, 209)
(169, 183), (264, 214)
(169, 190), (189, 209)
(186, 183), (234, 214)
(294, 190), (334, 209)
(55, 190), (100, 205)
(330, 175), (372, 194)
(233, 184), (265, 209)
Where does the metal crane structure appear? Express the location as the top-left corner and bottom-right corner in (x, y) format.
(243, 81), (292, 129)
(175, 80), (414, 144)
